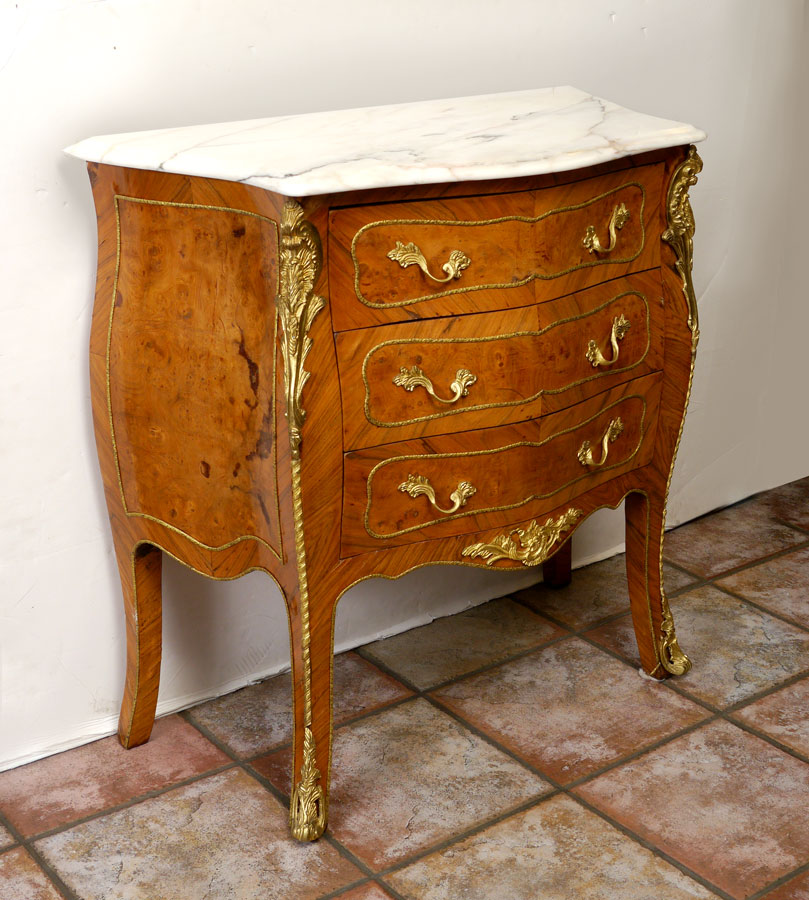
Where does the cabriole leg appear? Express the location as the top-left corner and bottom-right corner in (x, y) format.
(288, 589), (334, 842)
(116, 540), (163, 748)
(625, 491), (691, 680)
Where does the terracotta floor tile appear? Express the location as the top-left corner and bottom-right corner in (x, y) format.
(324, 698), (548, 870)
(387, 794), (721, 900)
(433, 637), (707, 784)
(0, 715), (228, 837)
(760, 869), (809, 900)
(717, 546), (809, 629)
(189, 651), (412, 756)
(513, 554), (697, 630)
(586, 586), (809, 708)
(251, 744), (293, 796)
(335, 883), (397, 900)
(749, 476), (809, 531)
(732, 676), (809, 758)
(0, 823), (16, 850)
(361, 597), (564, 689)
(0, 847), (63, 900)
(576, 720), (809, 898)
(35, 769), (360, 899)
(662, 500), (805, 578)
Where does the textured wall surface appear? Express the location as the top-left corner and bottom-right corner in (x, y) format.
(1, 0), (807, 770)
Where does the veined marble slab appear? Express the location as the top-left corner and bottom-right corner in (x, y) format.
(65, 86), (705, 197)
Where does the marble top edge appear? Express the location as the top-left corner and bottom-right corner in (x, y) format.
(65, 86), (705, 197)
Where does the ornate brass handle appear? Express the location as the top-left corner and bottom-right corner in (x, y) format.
(387, 241), (471, 283)
(398, 473), (476, 515)
(577, 418), (625, 467)
(582, 203), (630, 254)
(586, 314), (631, 367)
(393, 365), (477, 404)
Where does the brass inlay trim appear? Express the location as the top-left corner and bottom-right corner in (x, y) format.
(387, 241), (471, 283)
(462, 508), (582, 567)
(108, 195), (282, 560)
(393, 365), (477, 405)
(656, 146), (703, 677)
(577, 417), (625, 467)
(362, 290), (652, 429)
(582, 202), (631, 254)
(586, 314), (631, 367)
(398, 474), (477, 515)
(350, 181), (647, 308)
(363, 392), (649, 540)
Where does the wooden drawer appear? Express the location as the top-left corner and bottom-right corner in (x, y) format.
(329, 163), (664, 330)
(341, 373), (662, 556)
(337, 271), (663, 450)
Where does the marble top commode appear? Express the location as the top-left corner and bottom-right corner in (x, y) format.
(65, 86), (705, 197)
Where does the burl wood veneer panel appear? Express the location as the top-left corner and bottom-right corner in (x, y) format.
(109, 197), (282, 554)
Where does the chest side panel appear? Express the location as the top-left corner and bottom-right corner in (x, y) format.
(108, 196), (282, 554)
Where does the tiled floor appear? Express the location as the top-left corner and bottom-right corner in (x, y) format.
(2, 477), (809, 900)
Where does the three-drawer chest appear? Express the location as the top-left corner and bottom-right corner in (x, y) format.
(67, 87), (705, 841)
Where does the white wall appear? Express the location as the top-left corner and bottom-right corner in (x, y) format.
(2, 0), (807, 770)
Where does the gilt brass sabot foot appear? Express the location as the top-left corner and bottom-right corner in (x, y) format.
(289, 727), (327, 841)
(659, 594), (692, 676)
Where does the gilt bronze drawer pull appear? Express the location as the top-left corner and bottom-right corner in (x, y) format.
(398, 473), (476, 515)
(393, 365), (477, 404)
(582, 202), (630, 254)
(387, 241), (471, 283)
(586, 313), (631, 367)
(577, 417), (625, 467)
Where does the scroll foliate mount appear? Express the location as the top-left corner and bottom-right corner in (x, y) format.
(277, 200), (328, 840)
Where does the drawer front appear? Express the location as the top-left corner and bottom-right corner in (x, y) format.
(329, 163), (663, 330)
(337, 272), (663, 450)
(341, 374), (662, 556)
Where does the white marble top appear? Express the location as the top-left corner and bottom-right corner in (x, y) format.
(65, 87), (705, 197)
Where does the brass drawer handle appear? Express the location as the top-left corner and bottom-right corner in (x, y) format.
(577, 417), (625, 467)
(393, 365), (477, 404)
(586, 314), (631, 367)
(398, 473), (476, 515)
(387, 241), (471, 283)
(582, 203), (630, 254)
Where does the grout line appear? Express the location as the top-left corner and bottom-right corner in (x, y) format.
(711, 582), (809, 634)
(661, 557), (702, 580)
(25, 762), (238, 843)
(663, 533), (809, 585)
(422, 693), (563, 787)
(314, 879), (373, 900)
(719, 668), (809, 715)
(0, 812), (77, 900)
(0, 809), (25, 849)
(746, 859), (809, 900)
(723, 707), (809, 767)
(320, 833), (376, 879)
(373, 794), (553, 879)
(373, 878), (411, 900)
(772, 516), (809, 536)
(17, 842), (82, 900)
(316, 877), (396, 900)
(178, 710), (294, 810)
(561, 713), (721, 791)
(568, 792), (738, 900)
(409, 633), (574, 694)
